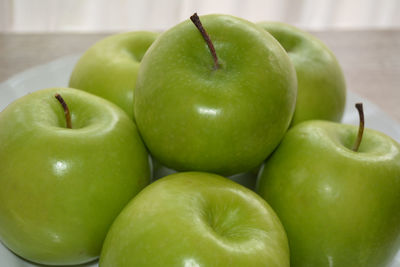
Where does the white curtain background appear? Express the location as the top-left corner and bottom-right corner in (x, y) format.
(1, 0), (399, 32)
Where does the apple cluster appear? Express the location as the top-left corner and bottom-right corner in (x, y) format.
(0, 13), (399, 267)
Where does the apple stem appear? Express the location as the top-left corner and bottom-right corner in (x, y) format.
(352, 103), (364, 152)
(55, 94), (72, 129)
(190, 13), (220, 70)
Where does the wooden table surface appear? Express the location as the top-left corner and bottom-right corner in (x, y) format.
(0, 30), (399, 123)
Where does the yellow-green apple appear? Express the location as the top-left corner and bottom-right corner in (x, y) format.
(100, 172), (290, 267)
(0, 88), (151, 265)
(134, 14), (297, 176)
(258, 22), (346, 126)
(69, 31), (158, 119)
(257, 104), (400, 266)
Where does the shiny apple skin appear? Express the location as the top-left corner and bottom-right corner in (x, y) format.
(258, 22), (346, 126)
(134, 14), (297, 176)
(69, 31), (159, 119)
(0, 88), (151, 265)
(100, 172), (290, 267)
(257, 120), (400, 266)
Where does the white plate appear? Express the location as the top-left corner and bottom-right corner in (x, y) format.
(0, 55), (399, 266)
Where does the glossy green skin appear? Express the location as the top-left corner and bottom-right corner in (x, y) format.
(257, 121), (400, 266)
(258, 22), (346, 126)
(100, 172), (290, 267)
(0, 88), (151, 265)
(135, 15), (297, 176)
(69, 31), (159, 119)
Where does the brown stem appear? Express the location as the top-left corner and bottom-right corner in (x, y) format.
(55, 94), (72, 129)
(190, 13), (220, 70)
(352, 103), (364, 152)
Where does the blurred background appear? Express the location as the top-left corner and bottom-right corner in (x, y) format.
(1, 0), (400, 32)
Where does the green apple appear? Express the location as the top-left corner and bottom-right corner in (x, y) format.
(258, 22), (346, 126)
(257, 107), (400, 266)
(69, 31), (159, 119)
(134, 14), (297, 176)
(0, 88), (151, 265)
(100, 172), (290, 267)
